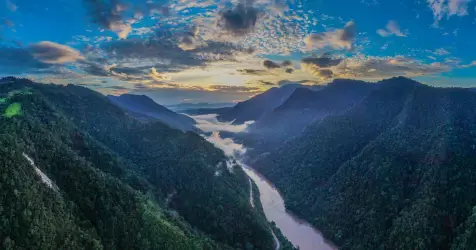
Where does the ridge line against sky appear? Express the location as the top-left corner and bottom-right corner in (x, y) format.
(1, 0), (476, 104)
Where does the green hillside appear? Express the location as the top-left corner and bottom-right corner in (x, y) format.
(0, 77), (274, 250)
(257, 77), (476, 249)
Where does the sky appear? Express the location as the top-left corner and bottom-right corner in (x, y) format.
(1, 0), (476, 104)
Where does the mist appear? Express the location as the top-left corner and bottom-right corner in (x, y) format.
(190, 114), (252, 158)
(191, 114), (254, 133)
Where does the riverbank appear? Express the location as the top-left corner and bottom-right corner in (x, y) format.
(190, 114), (336, 250)
(247, 167), (294, 250)
(242, 164), (336, 250)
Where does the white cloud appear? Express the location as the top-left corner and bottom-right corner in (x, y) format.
(205, 132), (247, 157)
(427, 0), (473, 24)
(434, 48), (451, 55)
(109, 22), (132, 39)
(304, 21), (356, 50)
(333, 55), (451, 79)
(191, 114), (254, 133)
(29, 41), (84, 64)
(149, 67), (171, 81)
(377, 20), (407, 37)
(191, 114), (251, 157)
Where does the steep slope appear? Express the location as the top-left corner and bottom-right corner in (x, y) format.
(256, 77), (476, 249)
(217, 84), (316, 124)
(240, 79), (377, 159)
(107, 94), (197, 132)
(0, 78), (274, 249)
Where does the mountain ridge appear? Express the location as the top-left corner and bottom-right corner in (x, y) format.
(107, 93), (197, 132)
(217, 84), (322, 124)
(0, 77), (275, 250)
(254, 77), (476, 249)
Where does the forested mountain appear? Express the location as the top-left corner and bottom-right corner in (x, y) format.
(256, 77), (476, 249)
(107, 94), (197, 132)
(0, 77), (275, 250)
(240, 80), (378, 158)
(217, 84), (317, 124)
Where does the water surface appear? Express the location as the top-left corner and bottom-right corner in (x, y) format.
(241, 164), (336, 250)
(191, 114), (336, 250)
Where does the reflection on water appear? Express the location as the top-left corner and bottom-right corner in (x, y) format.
(241, 164), (336, 250)
(191, 114), (336, 250)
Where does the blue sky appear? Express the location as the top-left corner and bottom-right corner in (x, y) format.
(1, 0), (476, 104)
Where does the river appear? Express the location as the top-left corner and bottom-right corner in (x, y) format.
(191, 114), (336, 250)
(241, 163), (335, 250)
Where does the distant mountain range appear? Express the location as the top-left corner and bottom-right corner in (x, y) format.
(249, 77), (476, 249)
(217, 84), (323, 124)
(107, 94), (197, 132)
(167, 102), (235, 112)
(180, 106), (233, 116)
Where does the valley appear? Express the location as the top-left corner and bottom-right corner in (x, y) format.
(191, 113), (336, 250)
(3, 0), (476, 249)
(4, 76), (476, 250)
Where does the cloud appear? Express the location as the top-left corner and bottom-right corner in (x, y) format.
(377, 20), (407, 37)
(460, 61), (476, 68)
(191, 114), (254, 156)
(104, 85), (130, 90)
(282, 60), (292, 67)
(317, 69), (333, 79)
(301, 56), (343, 68)
(0, 45), (79, 76)
(263, 60), (281, 69)
(434, 48), (450, 55)
(80, 63), (111, 77)
(178, 26), (202, 51)
(300, 55), (342, 79)
(217, 2), (260, 36)
(207, 85), (261, 93)
(82, 0), (137, 38)
(237, 68), (272, 76)
(149, 67), (171, 81)
(6, 0), (17, 12)
(2, 18), (14, 28)
(257, 80), (276, 86)
(427, 0), (473, 24)
(98, 35), (253, 74)
(133, 83), (262, 105)
(192, 114), (254, 133)
(110, 22), (132, 39)
(205, 131), (247, 157)
(333, 56), (451, 79)
(83, 0), (124, 31)
(298, 54), (454, 81)
(304, 21), (356, 50)
(29, 41), (84, 64)
(277, 79), (318, 86)
(178, 35), (199, 51)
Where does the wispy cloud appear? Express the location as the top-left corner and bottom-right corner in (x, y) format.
(6, 0), (17, 12)
(192, 114), (254, 133)
(427, 0), (473, 25)
(29, 41), (84, 64)
(377, 20), (407, 37)
(304, 21), (356, 50)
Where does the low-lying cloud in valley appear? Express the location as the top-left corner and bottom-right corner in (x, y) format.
(191, 114), (253, 157)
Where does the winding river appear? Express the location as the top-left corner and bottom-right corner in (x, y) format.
(241, 163), (335, 250)
(191, 114), (336, 250)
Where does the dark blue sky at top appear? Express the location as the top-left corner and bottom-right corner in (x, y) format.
(1, 0), (476, 104)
